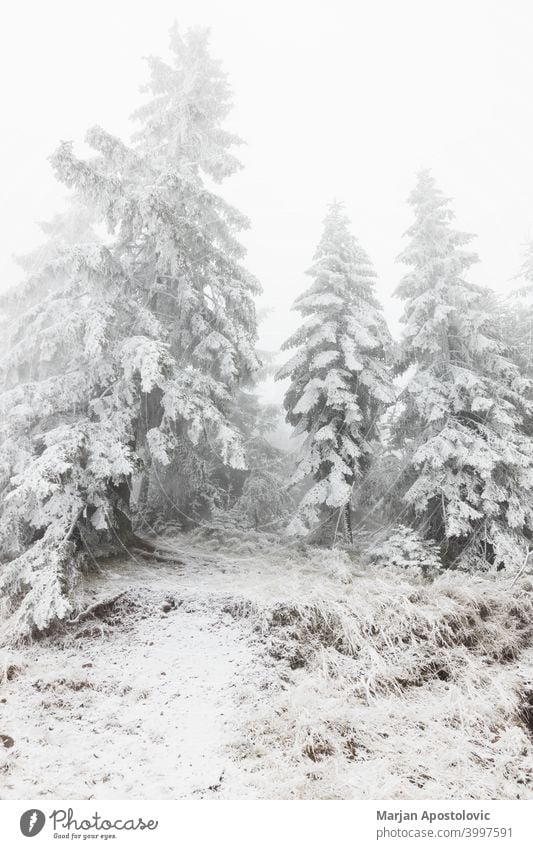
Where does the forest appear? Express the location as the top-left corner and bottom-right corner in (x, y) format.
(2, 25), (533, 800)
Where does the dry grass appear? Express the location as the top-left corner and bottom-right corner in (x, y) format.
(215, 545), (533, 798)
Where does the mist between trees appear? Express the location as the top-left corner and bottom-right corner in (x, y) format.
(2, 23), (533, 642)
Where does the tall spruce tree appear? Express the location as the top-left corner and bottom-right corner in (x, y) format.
(392, 169), (533, 569)
(499, 243), (533, 378)
(276, 202), (394, 540)
(0, 26), (260, 638)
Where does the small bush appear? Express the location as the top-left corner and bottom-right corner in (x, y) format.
(366, 525), (442, 577)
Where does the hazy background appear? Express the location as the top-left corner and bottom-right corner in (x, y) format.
(2, 0), (533, 401)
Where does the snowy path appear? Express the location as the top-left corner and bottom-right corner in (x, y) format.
(0, 567), (262, 799)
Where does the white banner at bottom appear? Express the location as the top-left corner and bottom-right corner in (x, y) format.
(0, 799), (530, 848)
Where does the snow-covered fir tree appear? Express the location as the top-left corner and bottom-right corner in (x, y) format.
(276, 202), (394, 541)
(0, 26), (260, 638)
(499, 242), (533, 379)
(392, 169), (533, 570)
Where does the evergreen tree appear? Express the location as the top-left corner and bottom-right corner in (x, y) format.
(499, 242), (533, 378)
(392, 169), (533, 569)
(0, 26), (260, 638)
(276, 202), (394, 540)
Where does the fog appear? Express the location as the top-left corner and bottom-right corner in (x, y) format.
(2, 0), (533, 400)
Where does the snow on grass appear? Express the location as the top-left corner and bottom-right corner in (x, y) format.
(1, 535), (533, 799)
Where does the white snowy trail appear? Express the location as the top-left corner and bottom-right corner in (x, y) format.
(0, 555), (264, 799)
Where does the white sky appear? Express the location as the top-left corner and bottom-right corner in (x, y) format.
(2, 0), (533, 400)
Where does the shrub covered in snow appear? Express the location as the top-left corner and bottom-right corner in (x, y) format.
(365, 525), (442, 577)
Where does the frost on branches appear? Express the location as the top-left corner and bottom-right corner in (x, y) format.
(0, 26), (260, 639)
(277, 202), (394, 541)
(499, 240), (533, 384)
(392, 170), (533, 571)
(366, 525), (441, 578)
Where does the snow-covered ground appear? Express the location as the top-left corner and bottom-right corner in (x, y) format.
(2, 536), (533, 799)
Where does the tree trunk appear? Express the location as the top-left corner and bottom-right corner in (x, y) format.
(111, 478), (134, 545)
(344, 503), (354, 546)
